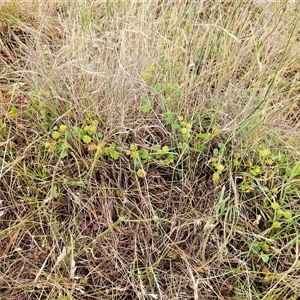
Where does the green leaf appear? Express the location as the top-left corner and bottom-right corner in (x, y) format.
(167, 252), (178, 260)
(82, 135), (92, 144)
(141, 97), (152, 114)
(197, 132), (211, 140)
(283, 210), (292, 219)
(218, 143), (226, 156)
(271, 202), (280, 210)
(51, 131), (61, 140)
(180, 143), (190, 154)
(164, 84), (173, 94)
(52, 185), (59, 198)
(87, 111), (94, 119)
(59, 125), (68, 133)
(174, 88), (181, 96)
(130, 151), (139, 159)
(272, 221), (281, 229)
(97, 132), (103, 138)
(212, 172), (220, 185)
(61, 148), (68, 158)
(109, 149), (119, 160)
(167, 153), (174, 163)
(288, 161), (300, 180)
(261, 243), (270, 253)
(161, 145), (169, 153)
(250, 165), (261, 176)
(252, 242), (261, 253)
(195, 142), (206, 153)
(213, 148), (218, 156)
(260, 253), (270, 263)
(154, 83), (162, 92)
(72, 126), (81, 137)
(130, 143), (138, 151)
(138, 149), (149, 159)
(65, 131), (72, 140)
(9, 106), (18, 117)
(171, 122), (181, 131)
(164, 112), (175, 125)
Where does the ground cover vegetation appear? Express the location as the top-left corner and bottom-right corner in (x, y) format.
(1, 1), (300, 299)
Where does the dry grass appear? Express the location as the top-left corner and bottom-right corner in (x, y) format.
(1, 1), (300, 299)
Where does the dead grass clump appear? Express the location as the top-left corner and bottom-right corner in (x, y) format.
(1, 1), (300, 300)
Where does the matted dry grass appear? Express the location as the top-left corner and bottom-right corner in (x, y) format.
(1, 1), (300, 299)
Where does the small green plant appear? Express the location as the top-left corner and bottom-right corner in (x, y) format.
(141, 97), (152, 114)
(126, 143), (149, 162)
(236, 145), (299, 268)
(163, 111), (180, 131)
(104, 142), (120, 160)
(164, 82), (181, 98)
(8, 106), (18, 118)
(73, 118), (103, 145)
(178, 116), (192, 141)
(141, 65), (156, 85)
(136, 168), (146, 178)
(250, 241), (271, 263)
(211, 158), (225, 185)
(210, 143), (227, 185)
(167, 252), (179, 260)
(44, 117), (104, 159)
(270, 201), (292, 229)
(152, 144), (174, 166)
(45, 124), (72, 158)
